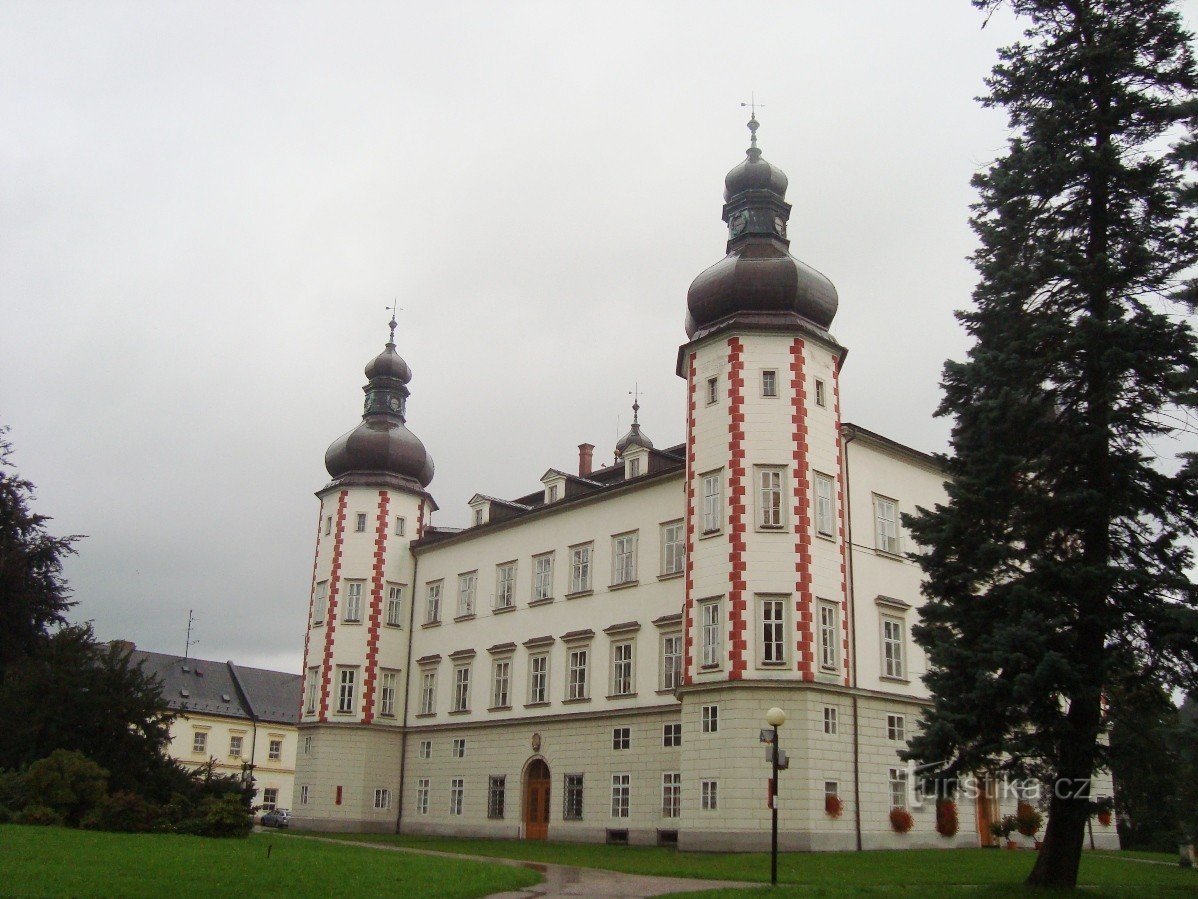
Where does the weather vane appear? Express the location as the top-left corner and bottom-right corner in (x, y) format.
(629, 383), (643, 424)
(740, 94), (764, 147)
(385, 301), (402, 344)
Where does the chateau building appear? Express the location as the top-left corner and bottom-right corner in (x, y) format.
(291, 120), (1118, 851)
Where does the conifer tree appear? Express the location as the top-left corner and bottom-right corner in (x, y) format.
(903, 0), (1198, 887)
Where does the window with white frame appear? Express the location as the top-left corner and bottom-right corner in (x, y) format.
(374, 788), (391, 810)
(451, 738), (466, 758)
(324, 515), (332, 536)
(819, 600), (840, 672)
(627, 456), (641, 478)
(425, 581), (442, 624)
(547, 483), (559, 502)
(336, 667), (357, 714)
(312, 580), (328, 626)
(386, 583), (404, 627)
(759, 596), (786, 665)
(889, 767), (909, 809)
(419, 670), (436, 715)
(700, 600), (721, 668)
(395, 516), (405, 537)
(757, 467), (784, 529)
(612, 726), (630, 750)
(612, 532), (637, 585)
(457, 572), (477, 617)
(874, 495), (900, 555)
(488, 776), (505, 819)
(262, 787), (278, 808)
(563, 774), (584, 820)
(355, 512), (368, 532)
(300, 784), (309, 805)
(762, 369), (777, 397)
(882, 616), (905, 679)
(268, 738), (282, 760)
(452, 664), (471, 712)
(418, 739), (431, 759)
(701, 779), (718, 811)
(473, 507), (484, 526)
(380, 670), (398, 717)
(661, 520), (685, 576)
(343, 580), (364, 623)
(569, 543), (592, 593)
(305, 666), (318, 714)
(661, 634), (682, 690)
(662, 772), (681, 818)
(663, 722), (681, 747)
(302, 735), (313, 755)
(706, 375), (718, 405)
(611, 641), (634, 696)
(192, 730), (207, 754)
(825, 780), (839, 801)
(823, 706), (838, 735)
(495, 562), (516, 610)
(888, 714), (906, 742)
(815, 379), (827, 408)
(701, 472), (722, 534)
(416, 778), (430, 814)
(567, 647), (588, 700)
(702, 704), (718, 733)
(491, 659), (511, 708)
(528, 653), (548, 704)
(814, 472), (835, 538)
(450, 778), (464, 816)
(533, 553), (554, 601)
(611, 774), (630, 818)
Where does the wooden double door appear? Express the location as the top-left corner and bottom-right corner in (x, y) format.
(523, 759), (550, 840)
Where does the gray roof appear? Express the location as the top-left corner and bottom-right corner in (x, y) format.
(130, 648), (301, 726)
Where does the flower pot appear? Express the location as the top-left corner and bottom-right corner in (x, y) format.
(1097, 811), (1112, 827)
(1006, 840), (1018, 850)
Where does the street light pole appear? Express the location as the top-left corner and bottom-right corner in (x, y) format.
(765, 706), (786, 887)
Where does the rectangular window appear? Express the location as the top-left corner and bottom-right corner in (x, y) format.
(661, 634), (682, 690)
(814, 473), (835, 537)
(612, 532), (637, 585)
(760, 597), (786, 665)
(457, 572), (477, 617)
(762, 369), (777, 397)
(425, 581), (442, 624)
(268, 738), (282, 761)
(420, 670), (436, 715)
(889, 767), (908, 810)
(337, 667), (357, 714)
(706, 375), (718, 405)
(343, 580), (364, 623)
(418, 740), (431, 759)
(757, 467), (784, 529)
(192, 731), (207, 754)
(488, 776), (506, 819)
(888, 714), (906, 742)
(450, 778), (464, 816)
(495, 562), (516, 610)
(662, 772), (681, 818)
(611, 641), (634, 696)
(702, 704), (718, 733)
(302, 735), (313, 755)
(611, 774), (630, 818)
(533, 553), (554, 601)
(300, 784), (309, 805)
(452, 665), (471, 712)
(570, 544), (593, 593)
(305, 666), (318, 714)
(374, 788), (391, 810)
(663, 722), (681, 747)
(701, 780), (718, 811)
(262, 787), (278, 808)
(628, 456), (641, 478)
(528, 653), (548, 704)
(563, 774), (584, 820)
(874, 495), (900, 555)
(701, 472), (722, 534)
(395, 516), (406, 537)
(815, 379), (826, 408)
(491, 659), (511, 709)
(612, 726), (631, 750)
(386, 583), (404, 627)
(823, 706), (838, 735)
(825, 781), (839, 801)
(819, 600), (840, 672)
(473, 507), (484, 526)
(416, 778), (430, 814)
(324, 515), (332, 535)
(883, 617), (905, 679)
(312, 580), (328, 626)
(547, 484), (559, 502)
(452, 738), (466, 758)
(568, 648), (588, 700)
(380, 670), (398, 717)
(661, 520), (685, 576)
(700, 600), (721, 668)
(355, 512), (368, 532)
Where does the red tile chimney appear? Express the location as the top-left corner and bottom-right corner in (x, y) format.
(578, 443), (595, 477)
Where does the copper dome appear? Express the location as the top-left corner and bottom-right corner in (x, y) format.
(724, 148), (788, 200)
(365, 344), (412, 383)
(615, 421), (653, 457)
(325, 418), (434, 487)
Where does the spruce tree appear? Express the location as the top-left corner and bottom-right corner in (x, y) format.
(903, 0), (1198, 887)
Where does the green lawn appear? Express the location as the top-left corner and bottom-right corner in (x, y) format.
(317, 832), (1198, 894)
(0, 824), (541, 897)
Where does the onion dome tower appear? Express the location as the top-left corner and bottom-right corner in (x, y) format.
(615, 396), (654, 457)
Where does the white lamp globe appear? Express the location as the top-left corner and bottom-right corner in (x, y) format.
(765, 707), (786, 727)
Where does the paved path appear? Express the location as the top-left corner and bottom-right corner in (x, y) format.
(278, 832), (756, 898)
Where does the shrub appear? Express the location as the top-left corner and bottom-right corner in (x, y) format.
(14, 804), (64, 826)
(0, 805), (12, 824)
(196, 794), (251, 838)
(935, 798), (958, 837)
(0, 769), (27, 812)
(22, 750), (108, 826)
(825, 794), (843, 818)
(890, 807), (914, 833)
(1016, 802), (1043, 837)
(80, 790), (159, 833)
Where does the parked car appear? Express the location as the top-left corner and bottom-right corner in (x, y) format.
(261, 808), (291, 828)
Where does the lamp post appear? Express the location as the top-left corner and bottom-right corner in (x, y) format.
(765, 706), (786, 886)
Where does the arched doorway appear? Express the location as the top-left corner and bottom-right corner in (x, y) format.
(523, 758), (550, 840)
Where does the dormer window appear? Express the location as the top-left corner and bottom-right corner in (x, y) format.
(474, 508), (484, 526)
(629, 457), (641, 477)
(548, 484), (559, 503)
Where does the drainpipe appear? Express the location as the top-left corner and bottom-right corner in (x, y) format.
(394, 507), (422, 834)
(841, 426), (863, 852)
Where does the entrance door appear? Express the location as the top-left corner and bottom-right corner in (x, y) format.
(523, 759), (550, 840)
(976, 775), (999, 846)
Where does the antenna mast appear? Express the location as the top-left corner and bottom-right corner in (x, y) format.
(184, 609), (198, 660)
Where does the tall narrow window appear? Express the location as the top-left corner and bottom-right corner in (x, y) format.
(533, 554), (554, 601)
(336, 667), (357, 714)
(700, 600), (721, 668)
(452, 664), (471, 712)
(563, 774), (584, 820)
(823, 705), (838, 734)
(814, 473), (836, 538)
(883, 617), (905, 679)
(701, 780), (719, 811)
(192, 731), (207, 754)
(324, 515), (332, 535)
(628, 456), (641, 477)
(661, 520), (685, 575)
(701, 704), (718, 733)
(547, 484), (559, 502)
(474, 507), (484, 526)
(611, 641), (634, 696)
(702, 472), (722, 534)
(386, 583), (404, 627)
(888, 714), (906, 742)
(874, 495), (900, 555)
(452, 738), (466, 758)
(312, 581), (328, 626)
(457, 572), (477, 617)
(305, 666), (318, 714)
(611, 774), (630, 818)
(300, 785), (310, 805)
(528, 653), (549, 704)
(488, 776), (506, 819)
(663, 722), (681, 747)
(762, 369), (777, 397)
(450, 778), (464, 816)
(706, 376), (718, 405)
(418, 739), (431, 758)
(889, 768), (909, 809)
(819, 600), (840, 672)
(662, 772), (681, 818)
(568, 648), (588, 700)
(495, 563), (516, 610)
(355, 512), (368, 532)
(760, 597), (786, 665)
(419, 670), (436, 715)
(612, 532), (637, 585)
(570, 544), (592, 593)
(814, 379), (827, 408)
(416, 779), (430, 814)
(395, 516), (405, 536)
(758, 468), (784, 529)
(379, 670), (398, 717)
(661, 634), (682, 690)
(425, 581), (442, 624)
(343, 580), (364, 623)
(491, 659), (511, 709)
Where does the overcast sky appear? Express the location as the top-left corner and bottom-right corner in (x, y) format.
(4, 2), (1195, 674)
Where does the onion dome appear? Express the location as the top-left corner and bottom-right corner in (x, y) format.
(615, 397), (653, 457)
(324, 316), (435, 488)
(685, 114), (838, 340)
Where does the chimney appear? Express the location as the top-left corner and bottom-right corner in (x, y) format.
(109, 639), (136, 656)
(578, 443), (595, 477)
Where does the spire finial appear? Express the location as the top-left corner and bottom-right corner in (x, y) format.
(629, 383), (642, 424)
(385, 301), (402, 346)
(739, 94), (763, 149)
